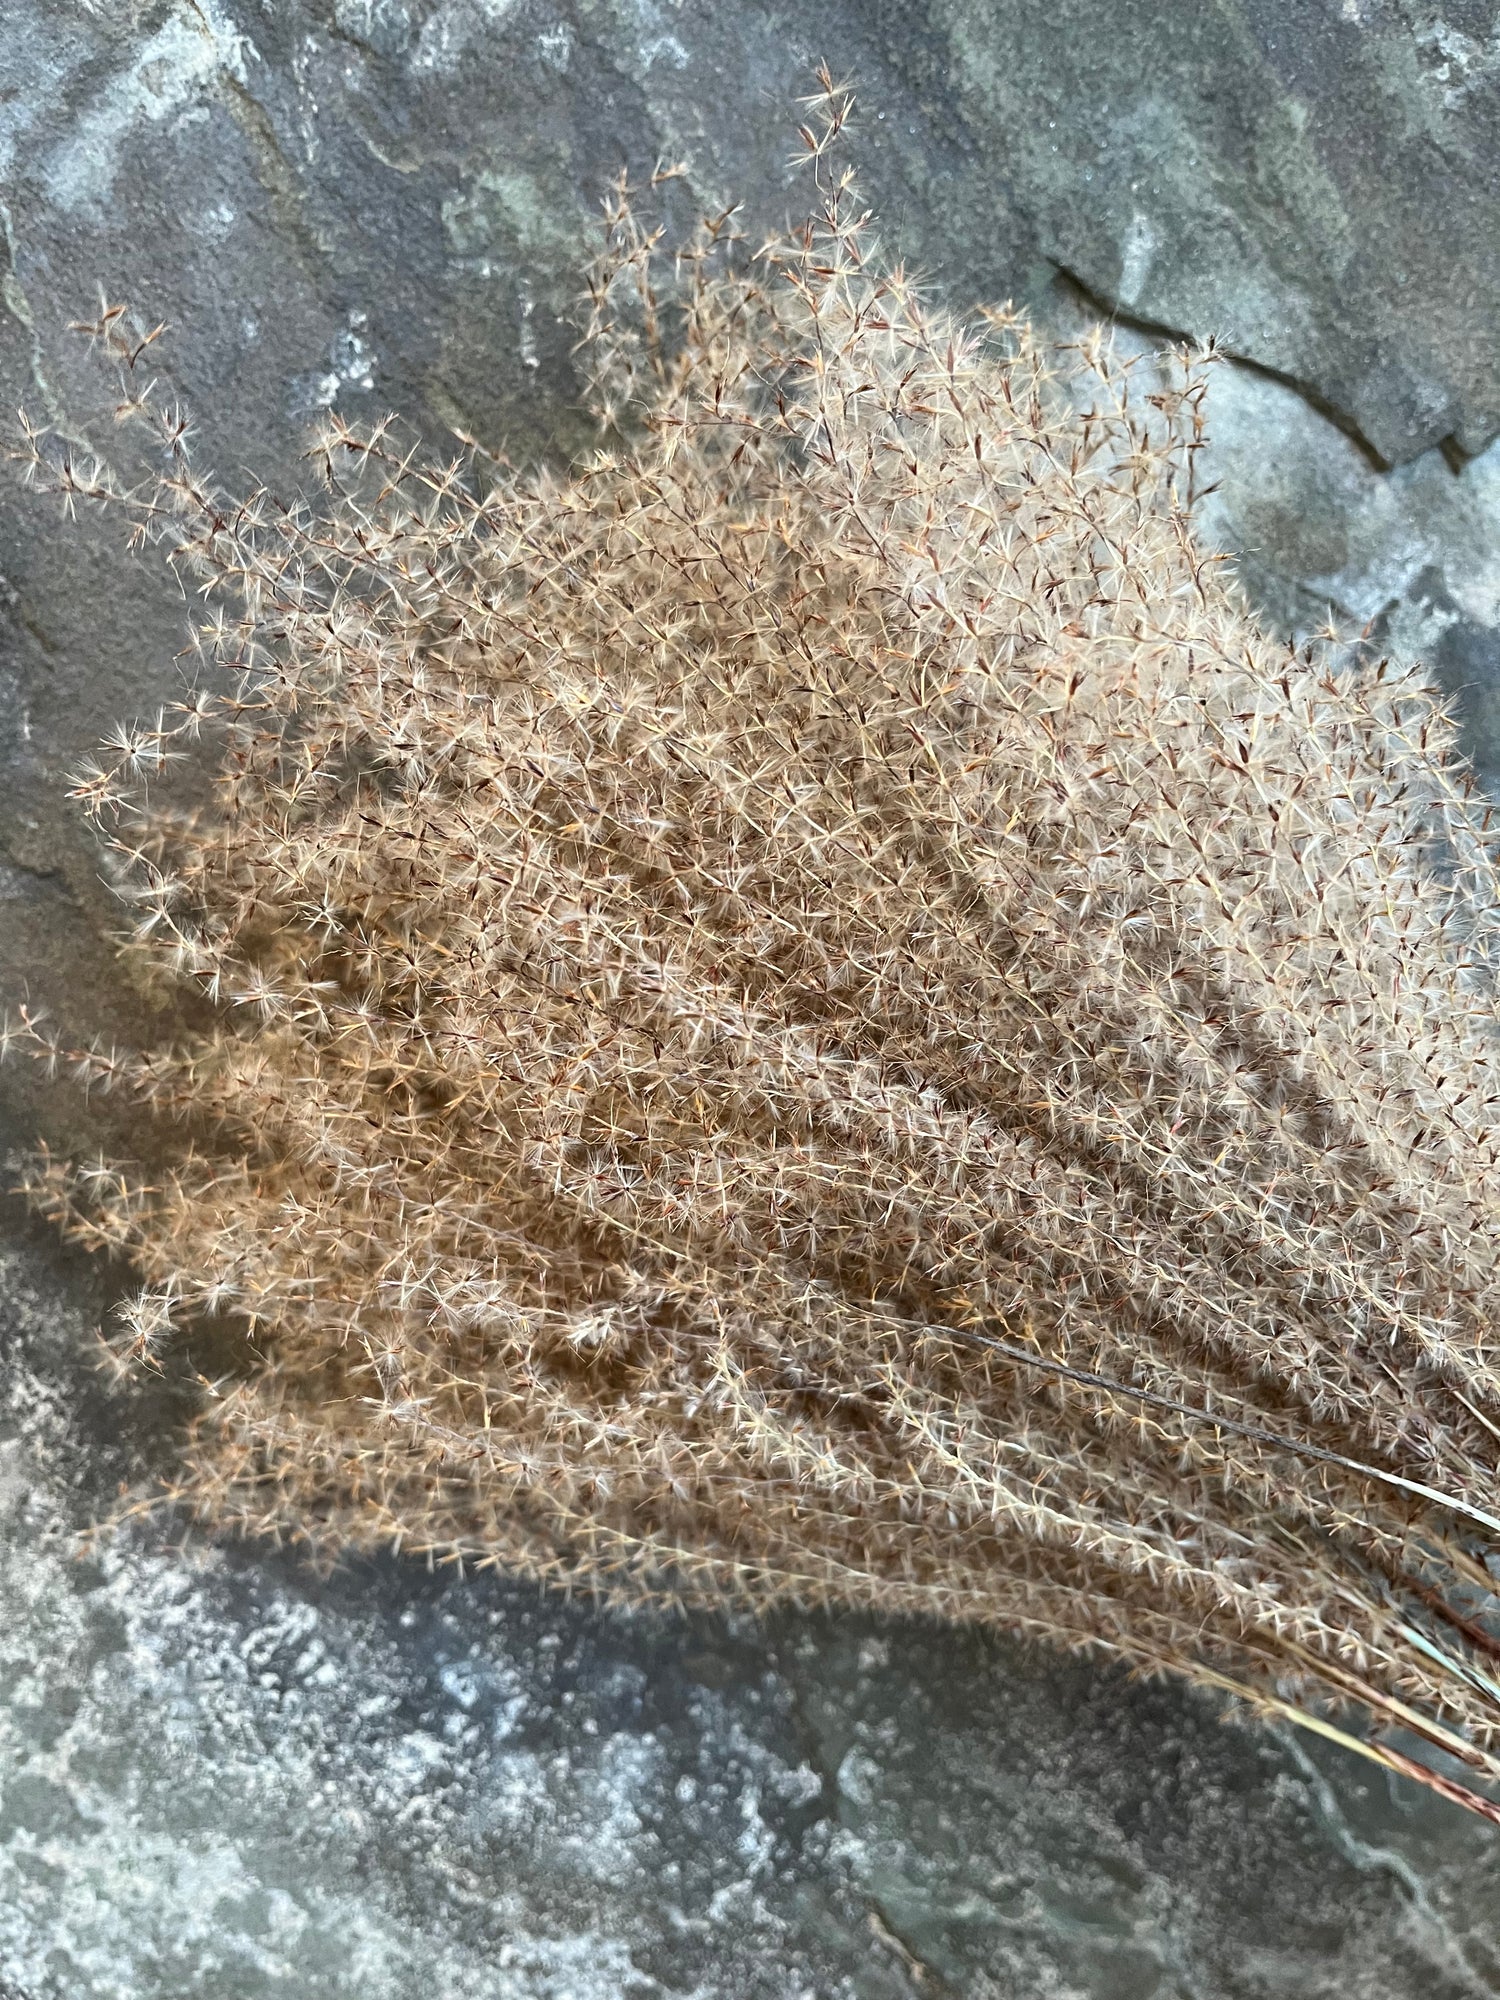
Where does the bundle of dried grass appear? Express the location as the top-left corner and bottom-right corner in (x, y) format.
(14, 78), (1500, 1818)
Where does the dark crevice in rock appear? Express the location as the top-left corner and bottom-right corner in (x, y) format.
(1052, 262), (1398, 477)
(216, 71), (336, 277)
(1439, 434), (1478, 476)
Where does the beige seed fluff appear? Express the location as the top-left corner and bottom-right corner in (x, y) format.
(14, 79), (1500, 1820)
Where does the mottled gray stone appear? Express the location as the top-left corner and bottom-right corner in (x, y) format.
(9, 3), (1500, 1994)
(940, 0), (1500, 468)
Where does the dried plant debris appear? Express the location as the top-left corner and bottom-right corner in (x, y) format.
(13, 78), (1500, 1820)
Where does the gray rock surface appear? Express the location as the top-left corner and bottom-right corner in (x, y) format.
(941, 0), (1500, 467)
(8, 3), (1500, 1994)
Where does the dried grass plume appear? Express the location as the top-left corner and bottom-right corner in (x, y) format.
(14, 76), (1500, 1821)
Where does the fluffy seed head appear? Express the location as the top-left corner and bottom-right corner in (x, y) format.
(15, 78), (1500, 1820)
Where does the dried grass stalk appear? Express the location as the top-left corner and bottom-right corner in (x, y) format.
(13, 77), (1500, 1818)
